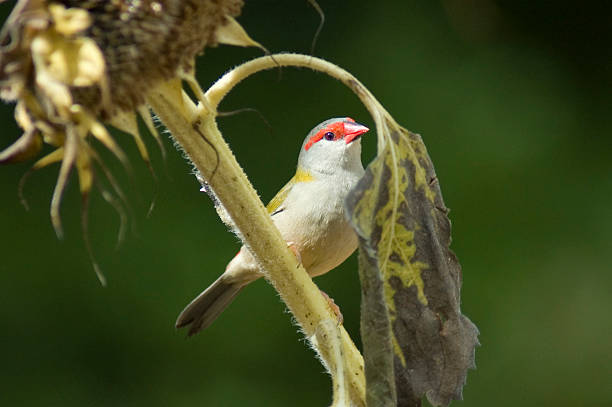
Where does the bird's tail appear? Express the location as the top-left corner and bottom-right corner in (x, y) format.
(175, 276), (243, 336)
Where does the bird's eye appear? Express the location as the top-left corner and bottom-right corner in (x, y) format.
(324, 132), (335, 141)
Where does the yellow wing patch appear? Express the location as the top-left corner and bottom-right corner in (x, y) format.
(266, 167), (314, 214)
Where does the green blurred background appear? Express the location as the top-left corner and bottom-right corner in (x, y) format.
(1, 1), (611, 406)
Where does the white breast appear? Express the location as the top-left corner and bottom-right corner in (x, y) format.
(271, 168), (363, 277)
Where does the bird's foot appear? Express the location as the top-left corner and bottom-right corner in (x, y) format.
(287, 241), (303, 266)
(320, 290), (344, 325)
(285, 242), (342, 324)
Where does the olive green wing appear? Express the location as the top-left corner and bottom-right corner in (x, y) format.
(266, 176), (295, 216)
(266, 168), (313, 216)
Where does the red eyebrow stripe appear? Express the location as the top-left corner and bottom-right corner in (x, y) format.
(304, 122), (345, 151)
(304, 132), (324, 151)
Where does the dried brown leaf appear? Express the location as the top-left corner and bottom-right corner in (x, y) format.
(346, 117), (479, 406)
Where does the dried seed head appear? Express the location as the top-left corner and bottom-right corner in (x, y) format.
(48, 0), (244, 117)
(0, 0), (246, 196)
(1, 0), (245, 131)
(0, 0), (249, 282)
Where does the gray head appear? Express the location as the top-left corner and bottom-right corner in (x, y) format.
(298, 117), (369, 175)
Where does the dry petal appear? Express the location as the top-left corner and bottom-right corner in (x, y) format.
(0, 130), (42, 163)
(215, 16), (265, 50)
(75, 145), (93, 194)
(34, 68), (72, 114)
(32, 147), (64, 170)
(50, 132), (77, 238)
(49, 4), (91, 36)
(108, 111), (150, 163)
(88, 114), (129, 169)
(137, 105), (165, 158)
(74, 39), (105, 86)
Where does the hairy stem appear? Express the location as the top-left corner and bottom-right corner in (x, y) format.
(147, 75), (366, 405)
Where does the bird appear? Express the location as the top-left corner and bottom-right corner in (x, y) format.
(176, 117), (369, 336)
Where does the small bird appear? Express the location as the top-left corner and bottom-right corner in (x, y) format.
(176, 117), (369, 336)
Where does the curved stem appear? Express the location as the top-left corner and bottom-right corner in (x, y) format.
(203, 54), (399, 406)
(206, 53), (393, 153)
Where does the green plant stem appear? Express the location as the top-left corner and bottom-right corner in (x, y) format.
(147, 76), (365, 406)
(206, 53), (394, 153)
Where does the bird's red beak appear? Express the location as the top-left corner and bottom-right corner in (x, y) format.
(343, 121), (369, 144)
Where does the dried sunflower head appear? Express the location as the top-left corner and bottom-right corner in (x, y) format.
(0, 0), (255, 282)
